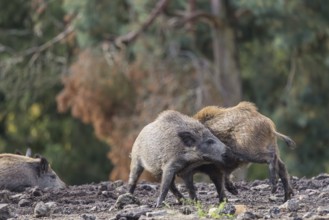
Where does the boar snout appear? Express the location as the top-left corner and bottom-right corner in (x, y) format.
(221, 149), (241, 168)
(200, 138), (228, 165)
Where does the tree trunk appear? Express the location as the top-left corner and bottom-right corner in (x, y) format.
(211, 0), (246, 180)
(211, 0), (241, 107)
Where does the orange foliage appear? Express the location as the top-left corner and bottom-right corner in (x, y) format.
(56, 48), (222, 181)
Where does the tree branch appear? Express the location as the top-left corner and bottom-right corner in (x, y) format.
(0, 29), (31, 36)
(22, 25), (74, 57)
(172, 11), (224, 28)
(115, 0), (170, 46)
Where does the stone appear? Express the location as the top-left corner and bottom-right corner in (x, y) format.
(89, 206), (97, 212)
(123, 204), (139, 209)
(140, 184), (156, 191)
(0, 191), (10, 203)
(302, 212), (314, 218)
(236, 211), (258, 220)
(30, 187), (43, 197)
(112, 180), (124, 188)
(102, 191), (118, 199)
(314, 173), (329, 180)
(115, 186), (127, 194)
(318, 192), (329, 199)
(298, 195), (309, 201)
(10, 193), (23, 200)
(268, 195), (278, 202)
(221, 203), (236, 215)
(18, 199), (31, 207)
(145, 210), (167, 217)
(45, 201), (57, 209)
(308, 215), (329, 220)
(116, 207), (152, 220)
(305, 189), (319, 196)
(234, 204), (248, 215)
(317, 206), (329, 215)
(0, 204), (11, 220)
(208, 203), (236, 217)
(114, 193), (140, 209)
(269, 206), (281, 218)
(81, 214), (96, 220)
(98, 183), (108, 191)
(280, 199), (300, 212)
(251, 184), (270, 191)
(229, 198), (241, 203)
(198, 191), (208, 195)
(179, 205), (196, 215)
(34, 201), (50, 218)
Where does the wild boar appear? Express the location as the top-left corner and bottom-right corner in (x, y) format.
(0, 153), (66, 191)
(184, 102), (295, 202)
(128, 110), (230, 207)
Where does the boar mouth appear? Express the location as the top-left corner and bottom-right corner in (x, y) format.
(221, 151), (242, 168)
(202, 155), (219, 163)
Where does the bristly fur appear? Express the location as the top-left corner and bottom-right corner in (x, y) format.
(193, 102), (258, 124)
(0, 153), (65, 191)
(189, 101), (295, 202)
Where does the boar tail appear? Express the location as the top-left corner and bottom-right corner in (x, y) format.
(275, 131), (296, 149)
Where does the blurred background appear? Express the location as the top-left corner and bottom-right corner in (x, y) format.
(0, 0), (328, 185)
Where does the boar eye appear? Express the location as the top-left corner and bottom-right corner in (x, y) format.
(50, 174), (56, 179)
(206, 139), (215, 145)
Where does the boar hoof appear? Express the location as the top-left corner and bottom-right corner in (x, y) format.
(155, 197), (163, 208)
(284, 190), (294, 202)
(228, 187), (238, 195)
(218, 194), (227, 203)
(176, 198), (184, 205)
(225, 183), (238, 195)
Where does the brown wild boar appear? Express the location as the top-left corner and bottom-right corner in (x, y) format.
(128, 110), (231, 207)
(182, 102), (295, 202)
(0, 153), (66, 191)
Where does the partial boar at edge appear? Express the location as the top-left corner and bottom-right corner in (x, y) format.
(184, 101), (295, 202)
(128, 110), (229, 207)
(0, 153), (66, 191)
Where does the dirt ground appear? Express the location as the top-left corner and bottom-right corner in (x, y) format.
(1, 173), (329, 220)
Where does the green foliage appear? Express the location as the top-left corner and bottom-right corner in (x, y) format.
(1, 0), (328, 184)
(63, 0), (130, 47)
(0, 0), (112, 184)
(181, 199), (207, 217)
(181, 199), (234, 219)
(236, 0), (329, 177)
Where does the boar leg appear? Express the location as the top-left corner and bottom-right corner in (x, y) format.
(156, 167), (176, 208)
(277, 158), (294, 201)
(224, 172), (238, 195)
(128, 160), (144, 194)
(181, 173), (198, 201)
(169, 179), (184, 203)
(206, 168), (226, 202)
(268, 153), (279, 193)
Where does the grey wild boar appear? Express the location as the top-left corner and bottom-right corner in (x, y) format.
(0, 153), (66, 191)
(183, 102), (295, 202)
(128, 110), (230, 207)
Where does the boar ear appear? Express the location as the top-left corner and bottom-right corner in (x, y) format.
(15, 149), (22, 155)
(178, 131), (196, 147)
(39, 157), (49, 173)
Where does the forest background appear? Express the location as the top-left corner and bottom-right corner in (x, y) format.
(0, 0), (328, 185)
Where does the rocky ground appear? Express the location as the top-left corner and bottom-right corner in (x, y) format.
(0, 174), (329, 220)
